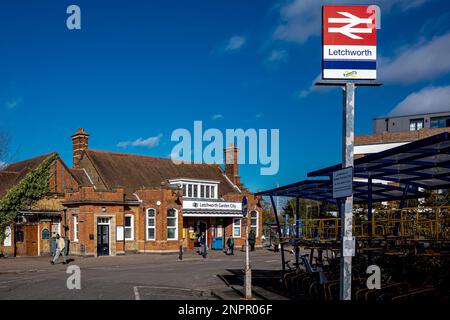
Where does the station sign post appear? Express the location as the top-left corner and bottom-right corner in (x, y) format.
(242, 196), (252, 300)
(317, 4), (381, 301)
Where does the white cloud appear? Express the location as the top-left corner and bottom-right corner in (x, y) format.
(266, 49), (288, 63)
(296, 73), (331, 98)
(212, 114), (223, 120)
(255, 113), (263, 118)
(388, 85), (450, 117)
(224, 36), (246, 51)
(380, 32), (450, 84)
(273, 0), (431, 44)
(117, 134), (162, 148)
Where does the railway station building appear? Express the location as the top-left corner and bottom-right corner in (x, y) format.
(0, 128), (262, 257)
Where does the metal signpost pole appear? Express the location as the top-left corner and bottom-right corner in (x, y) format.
(242, 196), (252, 300)
(340, 82), (355, 300)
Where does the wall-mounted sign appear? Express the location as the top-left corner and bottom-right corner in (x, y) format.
(116, 226), (124, 241)
(323, 5), (377, 80)
(183, 200), (242, 211)
(242, 196), (248, 218)
(332, 167), (353, 199)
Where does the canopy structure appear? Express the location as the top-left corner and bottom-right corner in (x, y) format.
(308, 132), (450, 190)
(255, 132), (450, 274)
(255, 179), (427, 204)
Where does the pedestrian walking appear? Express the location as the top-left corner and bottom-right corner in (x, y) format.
(51, 234), (67, 265)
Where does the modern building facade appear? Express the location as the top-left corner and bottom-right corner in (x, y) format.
(0, 129), (262, 257)
(357, 111), (450, 158)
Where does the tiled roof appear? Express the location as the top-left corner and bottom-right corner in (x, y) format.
(83, 149), (240, 199)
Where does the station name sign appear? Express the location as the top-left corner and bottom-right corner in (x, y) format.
(183, 200), (242, 211)
(322, 5), (377, 80)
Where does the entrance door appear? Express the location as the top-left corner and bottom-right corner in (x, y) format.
(97, 225), (110, 256)
(25, 225), (38, 256)
(195, 221), (207, 248)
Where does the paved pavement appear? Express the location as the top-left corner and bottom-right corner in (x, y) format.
(0, 248), (288, 300)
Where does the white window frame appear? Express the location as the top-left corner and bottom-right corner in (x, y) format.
(233, 218), (241, 238)
(251, 211), (259, 237)
(146, 208), (156, 241)
(167, 208), (178, 240)
(124, 214), (134, 241)
(73, 216), (79, 242)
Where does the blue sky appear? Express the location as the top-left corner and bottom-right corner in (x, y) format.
(0, 0), (449, 192)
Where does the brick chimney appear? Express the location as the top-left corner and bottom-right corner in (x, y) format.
(224, 145), (242, 187)
(71, 128), (89, 168)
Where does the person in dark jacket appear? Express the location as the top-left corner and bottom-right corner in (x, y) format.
(198, 232), (207, 258)
(248, 230), (256, 251)
(226, 236), (234, 255)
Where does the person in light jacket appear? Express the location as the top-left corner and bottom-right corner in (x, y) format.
(51, 234), (67, 265)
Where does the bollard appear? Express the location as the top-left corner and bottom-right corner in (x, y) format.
(179, 245), (183, 261)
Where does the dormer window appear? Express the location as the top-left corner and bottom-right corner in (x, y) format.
(170, 179), (219, 199)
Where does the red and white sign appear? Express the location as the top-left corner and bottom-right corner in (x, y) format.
(322, 5), (377, 80)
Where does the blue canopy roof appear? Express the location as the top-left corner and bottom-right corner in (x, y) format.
(308, 132), (450, 190)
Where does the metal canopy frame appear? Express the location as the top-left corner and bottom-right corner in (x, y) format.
(255, 179), (427, 204)
(308, 132), (450, 190)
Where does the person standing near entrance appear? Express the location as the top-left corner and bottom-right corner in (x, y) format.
(199, 232), (207, 258)
(248, 230), (256, 252)
(51, 234), (67, 265)
(226, 235), (234, 255)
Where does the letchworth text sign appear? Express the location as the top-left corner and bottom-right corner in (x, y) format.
(183, 200), (242, 211)
(322, 5), (377, 80)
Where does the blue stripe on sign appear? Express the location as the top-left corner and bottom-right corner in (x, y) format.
(323, 60), (376, 70)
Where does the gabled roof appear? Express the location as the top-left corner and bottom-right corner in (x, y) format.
(0, 153), (56, 198)
(83, 149), (240, 198)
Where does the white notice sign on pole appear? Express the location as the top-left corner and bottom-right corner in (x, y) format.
(333, 167), (353, 198)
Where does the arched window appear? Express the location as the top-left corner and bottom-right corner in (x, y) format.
(146, 208), (156, 240)
(251, 211), (258, 237)
(42, 228), (50, 240)
(167, 208), (178, 240)
(15, 230), (24, 242)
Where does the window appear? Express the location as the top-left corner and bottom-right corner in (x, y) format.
(15, 230), (24, 242)
(409, 118), (424, 131)
(147, 209), (156, 240)
(200, 185), (205, 198)
(193, 184), (198, 198)
(42, 228), (50, 240)
(73, 216), (79, 242)
(431, 116), (450, 128)
(233, 218), (241, 237)
(124, 215), (134, 240)
(167, 209), (178, 240)
(176, 181), (218, 199)
(251, 211), (258, 236)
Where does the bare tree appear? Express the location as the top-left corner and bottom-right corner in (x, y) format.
(0, 129), (10, 169)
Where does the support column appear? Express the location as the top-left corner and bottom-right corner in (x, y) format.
(270, 195), (285, 274)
